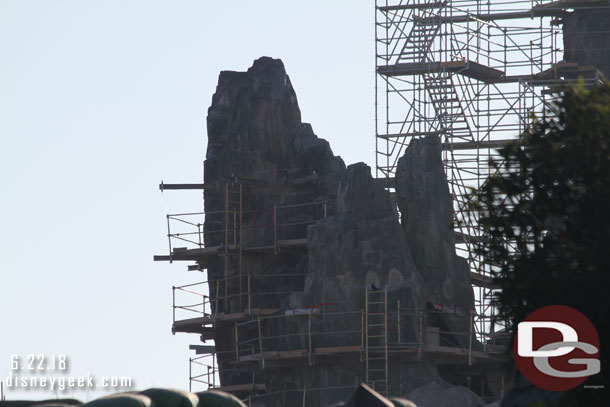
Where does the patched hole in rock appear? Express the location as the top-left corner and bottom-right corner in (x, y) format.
(366, 271), (381, 291)
(387, 268), (404, 289)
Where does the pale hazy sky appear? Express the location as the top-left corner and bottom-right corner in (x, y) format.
(0, 1), (373, 401)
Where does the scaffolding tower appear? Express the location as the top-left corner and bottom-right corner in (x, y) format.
(375, 0), (603, 344)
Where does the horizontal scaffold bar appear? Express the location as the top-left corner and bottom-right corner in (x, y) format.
(159, 177), (269, 191)
(412, 6), (567, 25)
(377, 1), (447, 12)
(211, 383), (266, 393)
(238, 344), (508, 365)
(159, 182), (206, 191)
(376, 135), (513, 151)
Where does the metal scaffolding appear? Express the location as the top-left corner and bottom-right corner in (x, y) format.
(375, 0), (602, 345)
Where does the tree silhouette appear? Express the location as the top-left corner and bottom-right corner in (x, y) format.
(470, 82), (610, 405)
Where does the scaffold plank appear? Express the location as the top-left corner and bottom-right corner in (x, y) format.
(455, 232), (486, 244)
(214, 308), (280, 322)
(377, 62), (443, 76)
(173, 308), (280, 333)
(378, 60), (504, 83)
(173, 316), (209, 327)
(212, 383), (266, 393)
(173, 321), (215, 336)
(315, 345), (361, 355)
(470, 272), (500, 289)
(189, 344), (216, 354)
(154, 239), (312, 262)
(378, 131), (441, 139)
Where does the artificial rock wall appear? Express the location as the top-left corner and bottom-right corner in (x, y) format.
(202, 57), (477, 406)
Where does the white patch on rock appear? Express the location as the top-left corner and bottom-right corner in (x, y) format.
(387, 268), (404, 288)
(366, 271), (381, 290)
(336, 271), (353, 297)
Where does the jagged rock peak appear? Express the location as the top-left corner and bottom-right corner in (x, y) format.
(205, 57), (345, 184)
(337, 162), (396, 221)
(206, 57), (301, 165)
(209, 56), (300, 125)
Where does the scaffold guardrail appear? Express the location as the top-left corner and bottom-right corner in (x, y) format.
(165, 201), (328, 257)
(172, 281), (212, 327)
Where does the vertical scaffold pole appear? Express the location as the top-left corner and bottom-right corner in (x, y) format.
(418, 308), (423, 362)
(197, 223), (202, 247)
(167, 215), (173, 263)
(397, 300), (401, 344)
(361, 309), (365, 362)
(308, 312), (313, 366)
(258, 317), (265, 369)
(468, 309), (473, 366)
(239, 184), (243, 309)
(172, 286), (176, 327)
(235, 324), (240, 362)
(365, 286), (369, 384)
(273, 204), (277, 254)
(384, 286), (388, 396)
(248, 275), (252, 315)
(215, 280), (220, 315)
(224, 183), (229, 311)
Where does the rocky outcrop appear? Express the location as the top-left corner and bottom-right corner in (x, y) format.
(395, 136), (475, 349)
(305, 162), (423, 317)
(562, 1), (610, 79)
(202, 57), (479, 406)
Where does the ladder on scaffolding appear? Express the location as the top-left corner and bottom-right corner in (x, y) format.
(397, 1), (446, 64)
(223, 182), (243, 312)
(424, 72), (473, 145)
(365, 286), (388, 396)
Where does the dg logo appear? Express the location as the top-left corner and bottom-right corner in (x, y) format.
(514, 305), (601, 391)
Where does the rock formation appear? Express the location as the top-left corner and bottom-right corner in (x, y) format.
(395, 136), (475, 349)
(562, 0), (610, 79)
(203, 57), (479, 406)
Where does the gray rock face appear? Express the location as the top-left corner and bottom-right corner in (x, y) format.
(562, 4), (610, 79)
(205, 57), (344, 247)
(395, 136), (475, 349)
(202, 57), (479, 406)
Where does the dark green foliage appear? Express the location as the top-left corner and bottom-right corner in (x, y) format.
(470, 82), (610, 404)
